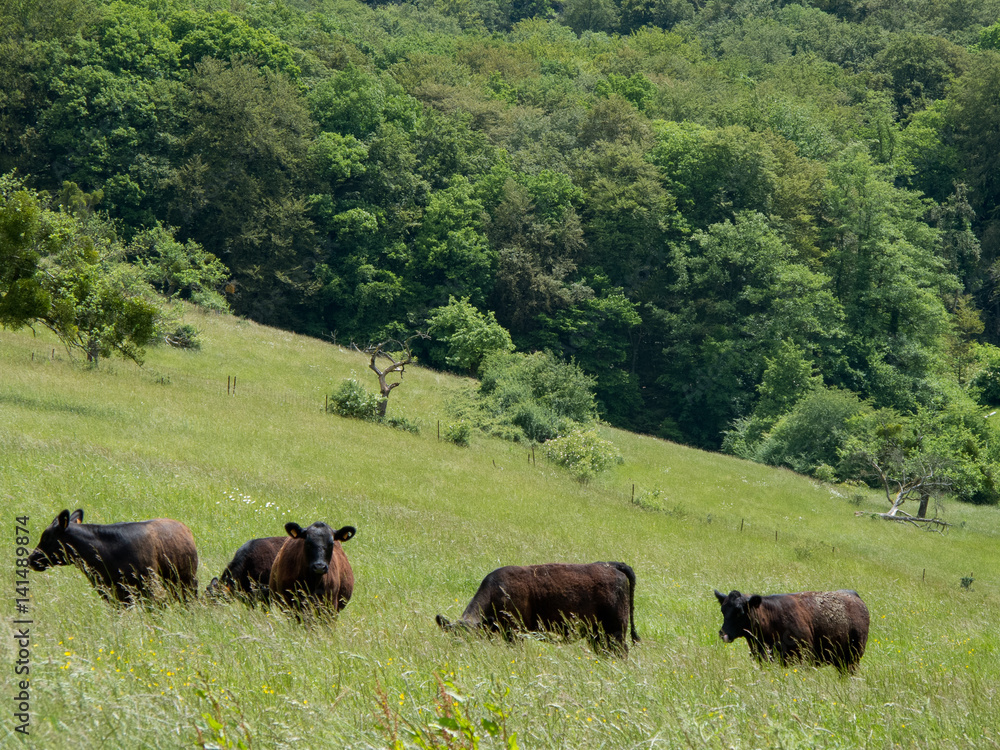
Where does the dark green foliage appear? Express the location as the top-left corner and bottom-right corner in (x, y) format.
(971, 345), (1000, 405)
(754, 387), (867, 477)
(474, 350), (598, 443)
(6, 0), (1000, 501)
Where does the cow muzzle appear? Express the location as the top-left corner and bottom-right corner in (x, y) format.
(720, 631), (731, 643)
(309, 562), (329, 575)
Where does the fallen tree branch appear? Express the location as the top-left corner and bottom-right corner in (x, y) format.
(854, 510), (951, 531)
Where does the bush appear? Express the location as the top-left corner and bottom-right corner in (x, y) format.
(327, 378), (382, 420)
(543, 427), (623, 482)
(327, 378), (420, 433)
(442, 420), (472, 446)
(755, 387), (867, 477)
(164, 324), (201, 350)
(475, 351), (598, 443)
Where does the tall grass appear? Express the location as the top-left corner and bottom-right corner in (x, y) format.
(1, 307), (998, 748)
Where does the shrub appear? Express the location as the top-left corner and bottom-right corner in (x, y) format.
(327, 378), (382, 420)
(442, 420), (472, 446)
(327, 378), (420, 433)
(756, 387), (867, 477)
(543, 427), (623, 482)
(476, 351), (598, 443)
(164, 324), (201, 350)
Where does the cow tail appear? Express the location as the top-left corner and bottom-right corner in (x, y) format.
(610, 562), (640, 643)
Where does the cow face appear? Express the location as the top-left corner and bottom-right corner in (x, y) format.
(28, 509), (84, 571)
(435, 614), (474, 634)
(284, 522), (356, 579)
(205, 577), (229, 600)
(714, 589), (762, 643)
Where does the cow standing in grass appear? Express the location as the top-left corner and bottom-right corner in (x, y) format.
(269, 522), (356, 614)
(206, 536), (286, 604)
(436, 562), (640, 656)
(28, 509), (199, 604)
(713, 588), (869, 673)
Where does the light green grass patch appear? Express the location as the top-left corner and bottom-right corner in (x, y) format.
(1, 309), (997, 748)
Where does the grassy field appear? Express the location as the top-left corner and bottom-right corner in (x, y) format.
(1, 306), (998, 749)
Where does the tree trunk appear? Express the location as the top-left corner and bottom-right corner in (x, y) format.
(887, 490), (905, 515)
(917, 493), (930, 519)
(376, 398), (388, 418)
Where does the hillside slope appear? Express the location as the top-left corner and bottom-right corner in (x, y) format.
(1, 307), (997, 748)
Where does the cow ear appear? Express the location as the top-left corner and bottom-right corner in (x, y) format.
(748, 595), (763, 609)
(70, 509), (84, 524)
(714, 589), (727, 604)
(57, 510), (71, 530)
(285, 522), (303, 538)
(335, 526), (356, 542)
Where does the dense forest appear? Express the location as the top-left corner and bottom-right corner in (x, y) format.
(3, 0), (1000, 502)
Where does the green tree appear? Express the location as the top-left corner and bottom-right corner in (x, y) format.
(660, 211), (841, 446)
(528, 291), (643, 425)
(0, 176), (159, 366)
(752, 387), (867, 477)
(409, 176), (495, 309)
(821, 144), (956, 410)
(841, 398), (999, 509)
(129, 224), (230, 311)
(425, 295), (515, 374)
(167, 58), (318, 328)
(0, 174), (50, 327)
(560, 0), (619, 34)
(484, 172), (586, 333)
(474, 350), (598, 442)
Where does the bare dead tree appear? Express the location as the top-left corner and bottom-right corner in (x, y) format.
(841, 411), (954, 531)
(355, 334), (428, 417)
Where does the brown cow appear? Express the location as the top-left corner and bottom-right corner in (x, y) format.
(713, 588), (870, 673)
(206, 536), (286, 604)
(28, 509), (198, 604)
(269, 522), (356, 614)
(436, 562), (639, 655)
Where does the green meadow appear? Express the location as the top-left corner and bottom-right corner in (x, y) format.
(1, 307), (997, 749)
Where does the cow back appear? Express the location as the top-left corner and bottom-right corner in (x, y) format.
(467, 563), (630, 633)
(751, 590), (869, 670)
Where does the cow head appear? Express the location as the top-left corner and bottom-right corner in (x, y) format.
(28, 509), (84, 571)
(714, 589), (762, 643)
(284, 522), (356, 578)
(205, 577), (229, 601)
(435, 614), (474, 633)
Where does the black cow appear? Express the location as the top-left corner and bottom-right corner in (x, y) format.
(713, 588), (870, 673)
(28, 509), (198, 604)
(269, 522), (356, 613)
(436, 562), (639, 655)
(206, 536), (286, 604)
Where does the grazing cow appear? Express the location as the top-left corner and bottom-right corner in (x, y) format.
(435, 562), (640, 655)
(27, 509), (198, 604)
(269, 522), (356, 614)
(206, 536), (286, 604)
(713, 588), (870, 673)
